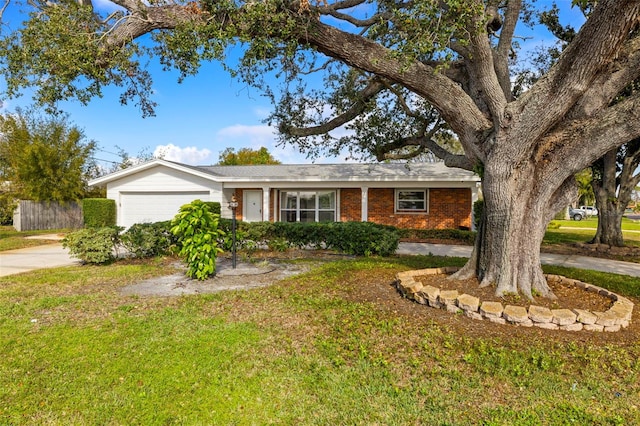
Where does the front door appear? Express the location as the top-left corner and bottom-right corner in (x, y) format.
(244, 190), (263, 222)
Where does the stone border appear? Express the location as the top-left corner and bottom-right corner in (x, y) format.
(395, 267), (634, 332)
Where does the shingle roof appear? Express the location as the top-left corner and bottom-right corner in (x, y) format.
(195, 162), (478, 182)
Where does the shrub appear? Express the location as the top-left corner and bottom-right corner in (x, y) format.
(121, 221), (176, 258)
(398, 228), (476, 244)
(324, 222), (400, 256)
(170, 200), (224, 280)
(62, 227), (121, 264)
(473, 199), (484, 230)
(216, 220), (399, 257)
(83, 198), (116, 228)
(0, 193), (16, 225)
(203, 201), (221, 215)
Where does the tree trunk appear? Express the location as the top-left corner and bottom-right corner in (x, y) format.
(452, 156), (573, 300)
(592, 201), (625, 247)
(591, 142), (640, 247)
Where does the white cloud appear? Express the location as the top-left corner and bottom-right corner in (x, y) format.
(214, 122), (359, 164)
(154, 144), (212, 165)
(215, 124), (313, 164)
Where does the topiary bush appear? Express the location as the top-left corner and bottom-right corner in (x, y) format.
(83, 198), (116, 228)
(170, 200), (225, 280)
(62, 227), (121, 264)
(120, 221), (176, 258)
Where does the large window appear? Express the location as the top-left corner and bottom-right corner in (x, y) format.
(395, 189), (428, 212)
(280, 191), (336, 222)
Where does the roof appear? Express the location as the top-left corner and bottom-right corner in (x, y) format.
(196, 162), (478, 182)
(89, 159), (479, 186)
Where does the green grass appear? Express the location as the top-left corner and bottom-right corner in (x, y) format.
(544, 227), (640, 245)
(0, 226), (69, 251)
(1, 256), (639, 425)
(552, 217), (640, 231)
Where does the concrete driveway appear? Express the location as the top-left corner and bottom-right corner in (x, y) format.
(0, 243), (80, 277)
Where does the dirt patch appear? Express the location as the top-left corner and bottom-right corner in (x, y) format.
(341, 268), (640, 346)
(120, 257), (315, 297)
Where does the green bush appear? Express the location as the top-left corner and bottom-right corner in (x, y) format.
(398, 228), (476, 244)
(0, 193), (16, 225)
(120, 221), (176, 258)
(203, 201), (221, 216)
(83, 198), (116, 228)
(216, 220), (399, 257)
(62, 227), (121, 264)
(171, 200), (224, 280)
(473, 199), (484, 231)
(323, 222), (400, 256)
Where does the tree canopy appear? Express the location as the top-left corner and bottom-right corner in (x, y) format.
(216, 146), (281, 165)
(1, 0), (639, 298)
(0, 110), (97, 202)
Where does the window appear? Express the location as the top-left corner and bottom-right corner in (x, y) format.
(280, 191), (336, 222)
(396, 189), (428, 212)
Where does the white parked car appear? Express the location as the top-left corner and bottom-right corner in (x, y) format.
(580, 206), (598, 216)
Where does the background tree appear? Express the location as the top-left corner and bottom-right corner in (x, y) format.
(537, 2), (640, 247)
(216, 147), (281, 165)
(590, 139), (640, 246)
(0, 109), (96, 202)
(1, 1), (640, 299)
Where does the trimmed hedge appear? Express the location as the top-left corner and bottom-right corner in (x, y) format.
(218, 220), (400, 257)
(398, 228), (476, 245)
(83, 198), (116, 228)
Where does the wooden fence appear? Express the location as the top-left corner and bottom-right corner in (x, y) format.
(13, 200), (83, 231)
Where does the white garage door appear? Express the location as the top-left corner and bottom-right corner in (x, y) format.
(120, 192), (210, 228)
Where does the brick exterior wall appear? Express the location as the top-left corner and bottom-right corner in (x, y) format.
(339, 188), (362, 222)
(365, 188), (472, 229)
(234, 187), (472, 229)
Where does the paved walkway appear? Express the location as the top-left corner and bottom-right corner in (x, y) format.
(397, 243), (640, 278)
(1, 241), (639, 278)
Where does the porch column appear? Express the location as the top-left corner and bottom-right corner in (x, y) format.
(262, 187), (270, 221)
(361, 186), (368, 222)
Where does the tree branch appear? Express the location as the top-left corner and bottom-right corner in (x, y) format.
(303, 19), (492, 156)
(281, 77), (386, 136)
(464, 0), (507, 124)
(494, 0), (520, 101)
(567, 33), (640, 120)
(511, 0), (640, 149)
(543, 91), (640, 177)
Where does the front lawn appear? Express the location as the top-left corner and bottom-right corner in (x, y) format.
(0, 226), (68, 251)
(1, 256), (639, 424)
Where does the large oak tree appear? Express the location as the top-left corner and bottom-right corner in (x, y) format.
(1, 0), (640, 298)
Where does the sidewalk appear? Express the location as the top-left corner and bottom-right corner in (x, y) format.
(397, 242), (640, 278)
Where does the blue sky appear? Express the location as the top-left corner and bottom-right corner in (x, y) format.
(0, 1), (585, 169)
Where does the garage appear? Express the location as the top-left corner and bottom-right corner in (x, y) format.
(119, 191), (210, 228)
